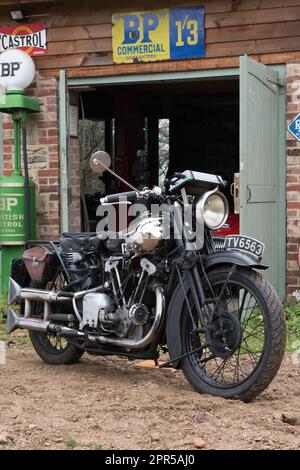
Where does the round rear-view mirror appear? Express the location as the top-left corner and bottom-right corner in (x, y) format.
(90, 151), (112, 175)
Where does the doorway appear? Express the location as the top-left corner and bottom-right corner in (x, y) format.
(63, 59), (285, 295)
(78, 77), (239, 222)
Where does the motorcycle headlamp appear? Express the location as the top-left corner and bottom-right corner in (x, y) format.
(196, 191), (229, 230)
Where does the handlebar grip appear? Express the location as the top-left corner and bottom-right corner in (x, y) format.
(101, 191), (138, 204)
(57, 291), (74, 298)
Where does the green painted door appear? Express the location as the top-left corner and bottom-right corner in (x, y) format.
(240, 56), (285, 296)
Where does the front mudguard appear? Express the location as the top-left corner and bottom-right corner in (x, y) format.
(166, 250), (268, 369)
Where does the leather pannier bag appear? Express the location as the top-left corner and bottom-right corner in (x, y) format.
(23, 246), (57, 283)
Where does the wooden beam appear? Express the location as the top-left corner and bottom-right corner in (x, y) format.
(41, 56), (241, 78)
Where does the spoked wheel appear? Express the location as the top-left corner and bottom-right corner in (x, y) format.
(180, 267), (286, 401)
(29, 275), (84, 365)
(29, 330), (83, 365)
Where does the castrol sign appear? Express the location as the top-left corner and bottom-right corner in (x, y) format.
(0, 23), (47, 56)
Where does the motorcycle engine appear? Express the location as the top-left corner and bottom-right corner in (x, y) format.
(124, 213), (164, 254)
(81, 292), (149, 338)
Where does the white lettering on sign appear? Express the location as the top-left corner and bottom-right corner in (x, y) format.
(295, 120), (300, 132)
(0, 197), (18, 211)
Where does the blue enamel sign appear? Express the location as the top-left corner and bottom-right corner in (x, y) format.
(169, 6), (205, 60)
(288, 113), (300, 142)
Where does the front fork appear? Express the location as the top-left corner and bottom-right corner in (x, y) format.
(177, 255), (237, 334)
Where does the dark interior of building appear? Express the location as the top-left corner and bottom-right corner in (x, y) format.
(78, 78), (240, 231)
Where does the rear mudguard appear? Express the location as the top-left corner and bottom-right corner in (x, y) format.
(166, 250), (268, 369)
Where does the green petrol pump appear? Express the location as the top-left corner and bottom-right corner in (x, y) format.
(0, 49), (40, 294)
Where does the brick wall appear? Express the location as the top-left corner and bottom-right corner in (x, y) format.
(2, 71), (60, 240)
(286, 63), (300, 299)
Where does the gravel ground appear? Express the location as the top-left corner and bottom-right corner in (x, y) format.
(0, 345), (299, 450)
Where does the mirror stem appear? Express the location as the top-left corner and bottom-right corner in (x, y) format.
(97, 162), (142, 194)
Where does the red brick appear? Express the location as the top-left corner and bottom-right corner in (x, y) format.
(287, 175), (298, 183)
(39, 185), (58, 193)
(47, 97), (57, 105)
(287, 148), (300, 156)
(286, 277), (299, 285)
(46, 105), (57, 113)
(36, 89), (56, 97)
(287, 202), (300, 209)
(42, 219), (60, 225)
(2, 122), (13, 129)
(48, 129), (58, 137)
(38, 169), (58, 177)
(287, 184), (300, 192)
(38, 121), (57, 129)
(38, 178), (48, 185)
(39, 137), (58, 145)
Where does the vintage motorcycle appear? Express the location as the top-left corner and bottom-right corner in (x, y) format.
(7, 151), (286, 401)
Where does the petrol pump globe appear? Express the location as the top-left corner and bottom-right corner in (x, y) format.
(0, 48), (35, 91)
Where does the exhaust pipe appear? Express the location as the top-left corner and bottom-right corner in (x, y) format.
(8, 277), (72, 305)
(7, 307), (84, 337)
(7, 282), (165, 351)
(88, 286), (165, 350)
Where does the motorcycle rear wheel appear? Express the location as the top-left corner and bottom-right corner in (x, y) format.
(29, 330), (84, 365)
(180, 267), (286, 401)
(28, 278), (84, 365)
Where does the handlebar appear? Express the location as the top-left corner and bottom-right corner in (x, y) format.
(100, 191), (138, 204)
(100, 186), (162, 205)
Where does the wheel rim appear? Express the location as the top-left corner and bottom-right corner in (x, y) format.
(31, 274), (72, 354)
(184, 276), (267, 388)
(40, 333), (69, 353)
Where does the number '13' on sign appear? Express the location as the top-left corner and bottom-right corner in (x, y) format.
(175, 17), (198, 46)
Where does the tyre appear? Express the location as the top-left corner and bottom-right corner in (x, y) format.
(180, 267), (286, 401)
(29, 330), (83, 365)
(28, 278), (84, 365)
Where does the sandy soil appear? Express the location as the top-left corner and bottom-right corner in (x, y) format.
(0, 345), (299, 450)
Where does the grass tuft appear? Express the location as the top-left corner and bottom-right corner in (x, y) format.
(65, 436), (77, 449)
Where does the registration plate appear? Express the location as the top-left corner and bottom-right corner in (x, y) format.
(223, 235), (265, 260)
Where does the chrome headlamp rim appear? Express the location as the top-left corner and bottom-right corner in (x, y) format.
(196, 189), (229, 231)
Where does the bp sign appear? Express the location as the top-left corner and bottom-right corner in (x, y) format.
(0, 175), (36, 245)
(0, 48), (35, 91)
(112, 6), (205, 64)
(288, 113), (300, 142)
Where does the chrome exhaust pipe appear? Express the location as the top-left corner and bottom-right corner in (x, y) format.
(7, 284), (165, 351)
(88, 286), (165, 350)
(7, 307), (51, 334)
(8, 278), (72, 304)
(7, 307), (84, 337)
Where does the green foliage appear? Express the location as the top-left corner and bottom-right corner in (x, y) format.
(284, 301), (300, 351)
(65, 436), (77, 449)
(94, 445), (103, 450)
(0, 295), (30, 346)
(0, 295), (7, 321)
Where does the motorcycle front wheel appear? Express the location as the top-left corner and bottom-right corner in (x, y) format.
(180, 267), (286, 401)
